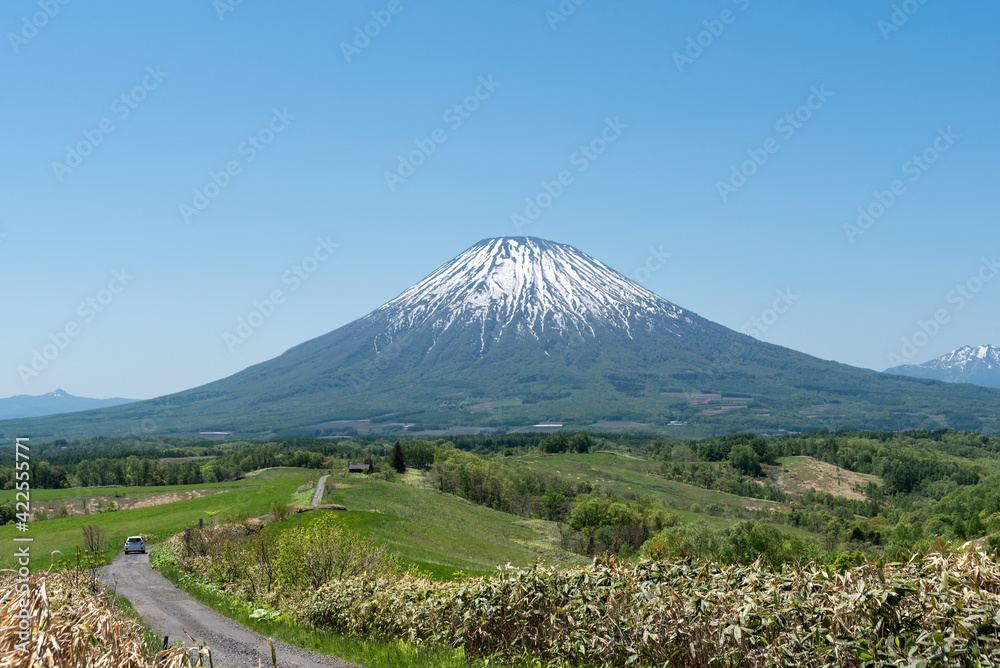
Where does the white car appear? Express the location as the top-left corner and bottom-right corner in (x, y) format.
(124, 535), (146, 554)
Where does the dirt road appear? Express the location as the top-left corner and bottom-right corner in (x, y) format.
(312, 474), (329, 507)
(100, 552), (357, 667)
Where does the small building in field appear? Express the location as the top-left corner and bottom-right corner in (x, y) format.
(348, 464), (371, 474)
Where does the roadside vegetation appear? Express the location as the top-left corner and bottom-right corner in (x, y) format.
(0, 567), (206, 667)
(155, 508), (1000, 667)
(297, 549), (1000, 667)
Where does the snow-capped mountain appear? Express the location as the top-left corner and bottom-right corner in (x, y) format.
(6, 237), (1000, 439)
(885, 345), (1000, 388)
(370, 237), (688, 354)
(0, 389), (135, 420)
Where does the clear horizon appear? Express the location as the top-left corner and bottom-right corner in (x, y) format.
(3, 1), (998, 400)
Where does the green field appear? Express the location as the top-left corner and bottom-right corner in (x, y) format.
(0, 469), (318, 569)
(2, 465), (589, 576)
(321, 470), (587, 577)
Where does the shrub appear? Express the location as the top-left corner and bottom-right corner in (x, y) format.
(704, 503), (725, 517)
(80, 525), (108, 554)
(270, 502), (292, 522)
(273, 514), (399, 592)
(163, 514), (399, 608)
(295, 550), (1000, 667)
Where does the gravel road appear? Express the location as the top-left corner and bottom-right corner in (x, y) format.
(312, 474), (329, 507)
(100, 552), (358, 668)
(99, 475), (353, 667)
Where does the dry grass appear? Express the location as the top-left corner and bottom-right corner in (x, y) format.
(0, 568), (208, 667)
(33, 490), (223, 520)
(769, 456), (878, 501)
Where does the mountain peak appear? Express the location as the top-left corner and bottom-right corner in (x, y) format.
(938, 345), (1000, 365)
(371, 236), (687, 354)
(0, 390), (135, 420)
(886, 345), (1000, 389)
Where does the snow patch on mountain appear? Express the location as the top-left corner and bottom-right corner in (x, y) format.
(885, 345), (1000, 389)
(927, 345), (1000, 371)
(366, 237), (687, 353)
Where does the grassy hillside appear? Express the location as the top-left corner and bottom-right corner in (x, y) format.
(1, 465), (590, 576)
(320, 469), (587, 577)
(520, 452), (789, 511)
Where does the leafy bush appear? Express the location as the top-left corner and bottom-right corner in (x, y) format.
(270, 502), (292, 522)
(296, 550), (1000, 667)
(640, 520), (823, 567)
(163, 514), (399, 610)
(704, 503), (725, 517)
(273, 514), (399, 590)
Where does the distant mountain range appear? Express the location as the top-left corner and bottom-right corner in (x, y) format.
(885, 345), (1000, 389)
(0, 389), (135, 420)
(3, 237), (1000, 440)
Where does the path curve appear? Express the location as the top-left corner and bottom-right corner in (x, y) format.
(312, 474), (329, 507)
(100, 552), (358, 668)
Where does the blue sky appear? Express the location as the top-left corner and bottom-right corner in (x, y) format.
(2, 0), (998, 400)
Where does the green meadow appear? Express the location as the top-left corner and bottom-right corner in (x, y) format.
(0, 469), (317, 569)
(321, 470), (588, 577)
